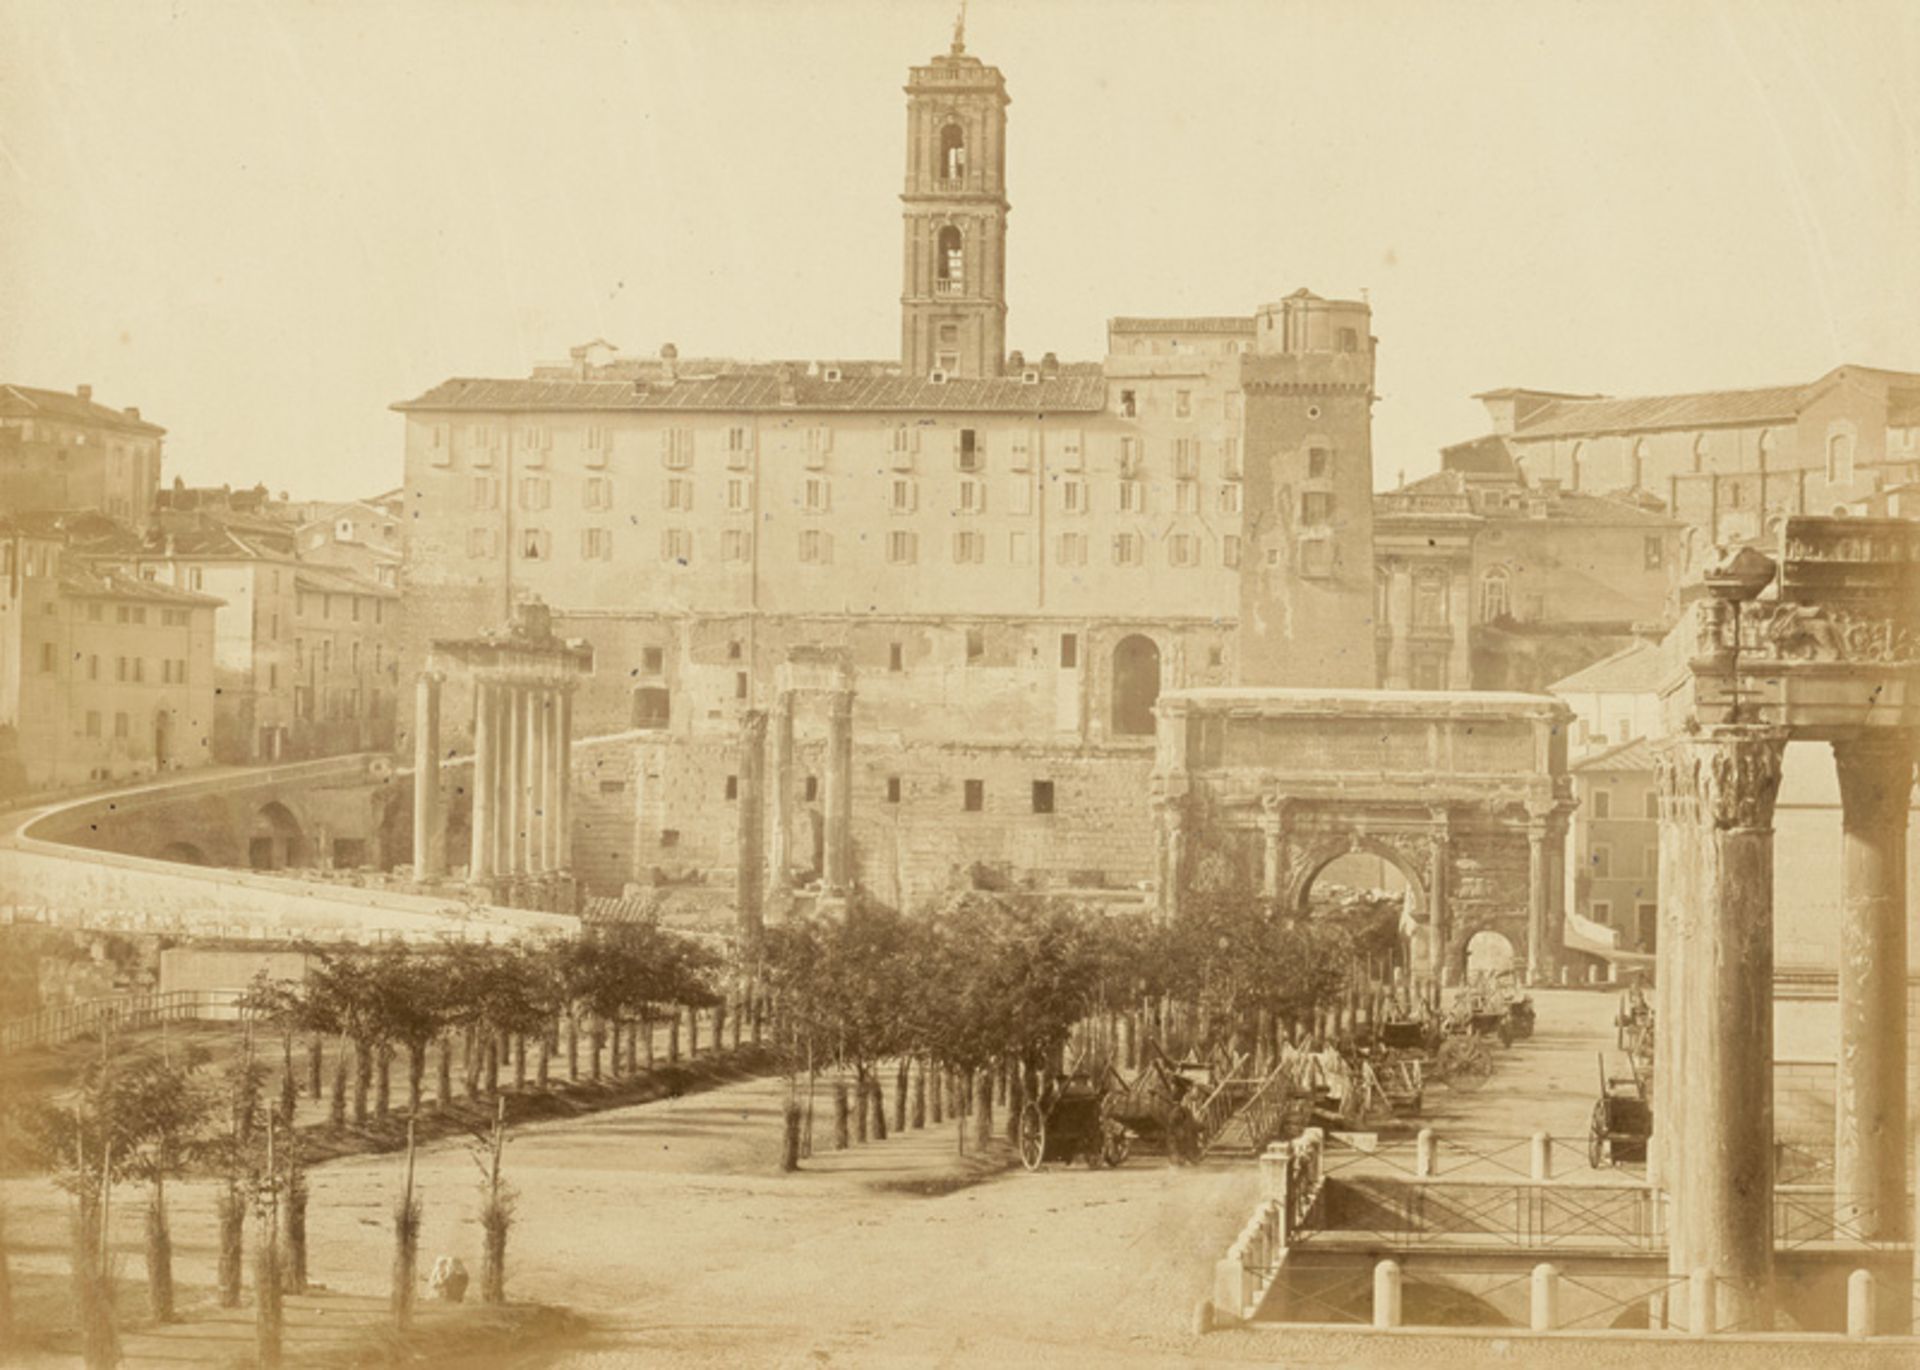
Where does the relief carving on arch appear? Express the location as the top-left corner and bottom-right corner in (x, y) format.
(1740, 602), (1920, 665)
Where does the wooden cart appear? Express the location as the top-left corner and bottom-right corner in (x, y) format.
(1587, 1051), (1652, 1168)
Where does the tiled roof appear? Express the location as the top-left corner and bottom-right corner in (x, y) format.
(396, 368), (1108, 415)
(294, 566), (398, 598)
(1572, 736), (1658, 773)
(58, 566), (222, 607)
(1108, 316), (1254, 335)
(0, 384), (165, 436)
(1532, 491), (1674, 525)
(1511, 384), (1808, 438)
(0, 509), (147, 556)
(1547, 640), (1670, 695)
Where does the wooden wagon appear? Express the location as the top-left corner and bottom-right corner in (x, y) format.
(1587, 1051), (1652, 1168)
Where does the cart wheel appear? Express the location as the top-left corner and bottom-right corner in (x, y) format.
(1588, 1099), (1608, 1170)
(1017, 1100), (1046, 1171)
(1100, 1124), (1133, 1168)
(1448, 1038), (1493, 1092)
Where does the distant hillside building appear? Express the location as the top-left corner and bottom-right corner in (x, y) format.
(0, 384), (166, 530)
(0, 517), (220, 791)
(1469, 366), (1920, 551)
(393, 35), (1383, 906)
(1371, 466), (1679, 694)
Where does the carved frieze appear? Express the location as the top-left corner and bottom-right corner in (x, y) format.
(1741, 602), (1920, 665)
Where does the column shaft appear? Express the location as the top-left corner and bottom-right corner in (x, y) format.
(1832, 734), (1912, 1241)
(736, 709), (768, 940)
(496, 684), (518, 877)
(469, 679), (497, 881)
(1670, 728), (1786, 1331)
(555, 687), (573, 872)
(769, 691), (794, 894)
(528, 687), (549, 874)
(1526, 827), (1549, 985)
(413, 672), (444, 878)
(1428, 829), (1450, 1002)
(822, 689), (853, 893)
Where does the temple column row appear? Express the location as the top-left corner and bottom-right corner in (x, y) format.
(821, 686), (854, 894)
(450, 675), (574, 886)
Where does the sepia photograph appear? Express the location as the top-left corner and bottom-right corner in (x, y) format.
(1, 1), (1917, 1365)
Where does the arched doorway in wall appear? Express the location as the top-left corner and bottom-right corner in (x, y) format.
(1297, 843), (1424, 992)
(1465, 929), (1517, 979)
(251, 801), (305, 871)
(1111, 634), (1161, 737)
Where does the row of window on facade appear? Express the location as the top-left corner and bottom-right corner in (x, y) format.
(294, 590), (385, 625)
(1376, 544), (1660, 631)
(1553, 426), (1882, 491)
(711, 768), (1062, 816)
(39, 644), (190, 683)
(487, 523), (1245, 570)
(55, 601), (196, 627)
(79, 709), (155, 741)
(474, 470), (1253, 518)
(432, 423), (1245, 479)
(292, 637), (388, 678)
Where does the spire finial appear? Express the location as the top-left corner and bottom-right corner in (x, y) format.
(951, 0), (967, 55)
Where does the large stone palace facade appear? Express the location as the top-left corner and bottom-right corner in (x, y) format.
(393, 35), (1383, 909)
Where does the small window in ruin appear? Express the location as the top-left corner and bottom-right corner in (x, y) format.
(889, 642), (905, 672)
(1059, 633), (1078, 669)
(598, 780), (626, 795)
(1208, 646), (1224, 667)
(725, 775), (739, 801)
(965, 627), (984, 663)
(735, 671), (748, 700)
(804, 775), (819, 802)
(632, 686), (670, 730)
(660, 829), (680, 848)
(1338, 327), (1358, 353)
(728, 640), (743, 660)
(963, 779), (984, 812)
(886, 776), (901, 804)
(1308, 447), (1331, 479)
(1119, 389), (1136, 418)
(1031, 780), (1055, 815)
(643, 646), (665, 675)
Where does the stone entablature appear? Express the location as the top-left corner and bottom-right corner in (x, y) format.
(1151, 687), (1573, 985)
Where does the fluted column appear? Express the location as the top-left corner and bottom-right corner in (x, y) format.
(412, 671), (445, 878)
(1831, 733), (1913, 1242)
(1663, 726), (1787, 1332)
(736, 709), (768, 940)
(554, 686), (573, 873)
(769, 690), (795, 895)
(1428, 812), (1451, 1002)
(496, 684), (519, 877)
(822, 688), (854, 894)
(1259, 794), (1284, 901)
(528, 686), (550, 874)
(1525, 821), (1551, 986)
(469, 679), (498, 882)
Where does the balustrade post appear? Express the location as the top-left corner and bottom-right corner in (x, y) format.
(1372, 1259), (1402, 1329)
(1846, 1268), (1877, 1339)
(1529, 1263), (1560, 1333)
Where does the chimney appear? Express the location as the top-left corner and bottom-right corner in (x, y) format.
(1007, 349), (1025, 371)
(660, 343), (678, 384)
(123, 406), (140, 421)
(776, 363), (798, 407)
(76, 384), (93, 403)
(1040, 351), (1059, 377)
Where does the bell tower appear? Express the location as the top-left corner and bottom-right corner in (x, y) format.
(900, 20), (1009, 379)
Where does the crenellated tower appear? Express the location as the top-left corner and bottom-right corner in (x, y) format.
(900, 26), (1009, 379)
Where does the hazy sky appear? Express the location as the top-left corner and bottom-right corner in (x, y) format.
(2, 0), (1915, 500)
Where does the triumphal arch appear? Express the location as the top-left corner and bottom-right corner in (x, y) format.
(1150, 687), (1574, 987)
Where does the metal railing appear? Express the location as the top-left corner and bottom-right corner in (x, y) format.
(0, 988), (247, 1055)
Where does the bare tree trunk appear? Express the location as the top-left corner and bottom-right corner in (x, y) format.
(329, 1037), (348, 1127)
(832, 1079), (851, 1149)
(912, 1060), (927, 1129)
(973, 1070), (993, 1152)
(436, 1035), (452, 1110)
(893, 1059), (909, 1132)
(308, 1034), (324, 1100)
(870, 1077), (888, 1141)
(408, 1041), (425, 1115)
(589, 1017), (604, 1083)
(376, 1044), (392, 1119)
(353, 1039), (372, 1125)
(566, 1013), (579, 1081)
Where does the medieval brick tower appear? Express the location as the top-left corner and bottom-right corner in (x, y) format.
(899, 25), (1009, 379)
(1236, 290), (1382, 687)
